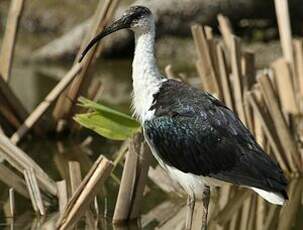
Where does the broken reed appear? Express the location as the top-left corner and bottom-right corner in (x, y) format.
(113, 133), (152, 224)
(0, 0), (24, 82)
(57, 155), (113, 230)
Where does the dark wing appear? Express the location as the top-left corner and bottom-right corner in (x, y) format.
(145, 80), (287, 195)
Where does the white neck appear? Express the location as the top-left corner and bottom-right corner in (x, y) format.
(131, 24), (165, 123)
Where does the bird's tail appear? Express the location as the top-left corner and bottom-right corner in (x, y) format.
(251, 187), (287, 205)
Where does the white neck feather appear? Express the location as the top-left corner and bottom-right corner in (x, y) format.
(132, 23), (165, 123)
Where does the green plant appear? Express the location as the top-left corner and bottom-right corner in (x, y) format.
(75, 97), (141, 140)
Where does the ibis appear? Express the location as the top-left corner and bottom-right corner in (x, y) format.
(80, 5), (288, 210)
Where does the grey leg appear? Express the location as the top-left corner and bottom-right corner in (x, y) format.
(201, 185), (210, 230)
(185, 193), (195, 230)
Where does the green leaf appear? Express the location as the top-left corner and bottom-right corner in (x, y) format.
(75, 98), (141, 140)
(78, 97), (133, 120)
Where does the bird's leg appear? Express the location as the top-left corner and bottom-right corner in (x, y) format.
(189, 185), (210, 230)
(185, 193), (195, 230)
(201, 185), (210, 230)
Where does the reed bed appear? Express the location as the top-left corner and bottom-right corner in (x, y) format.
(186, 0), (303, 229)
(57, 155), (113, 230)
(0, 0), (302, 229)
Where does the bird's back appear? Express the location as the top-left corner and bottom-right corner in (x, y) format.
(144, 79), (288, 202)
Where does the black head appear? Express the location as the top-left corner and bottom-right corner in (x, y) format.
(123, 6), (152, 24)
(79, 6), (152, 62)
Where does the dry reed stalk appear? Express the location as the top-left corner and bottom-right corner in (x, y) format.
(80, 136), (93, 148)
(256, 196), (265, 230)
(0, 133), (57, 196)
(68, 161), (82, 229)
(0, 0), (24, 82)
(293, 40), (303, 98)
(9, 188), (15, 217)
(165, 65), (178, 79)
(204, 26), (213, 39)
(208, 40), (221, 95)
(241, 51), (256, 92)
(274, 0), (294, 70)
(23, 168), (46, 215)
(93, 196), (99, 216)
(129, 140), (152, 219)
(253, 88), (267, 149)
(215, 190), (250, 225)
(263, 205), (279, 230)
(271, 58), (299, 114)
(243, 92), (254, 132)
(53, 151), (70, 181)
(68, 161), (82, 195)
(57, 155), (113, 230)
(247, 195), (257, 230)
(258, 74), (300, 172)
(245, 91), (289, 172)
(217, 14), (233, 50)
(217, 43), (234, 110)
(230, 36), (247, 124)
(277, 179), (303, 230)
(239, 196), (252, 230)
(0, 163), (29, 198)
(56, 180), (68, 214)
(164, 65), (187, 82)
(209, 198), (222, 229)
(53, 0), (120, 124)
(113, 133), (152, 223)
(218, 185), (231, 210)
(191, 24), (221, 98)
(112, 140), (129, 168)
(228, 210), (239, 230)
(10, 63), (82, 144)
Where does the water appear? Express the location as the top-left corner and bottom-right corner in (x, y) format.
(1, 1), (303, 229)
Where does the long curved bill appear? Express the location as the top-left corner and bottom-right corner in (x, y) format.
(79, 17), (130, 62)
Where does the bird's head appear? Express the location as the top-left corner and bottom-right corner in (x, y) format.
(79, 5), (153, 62)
